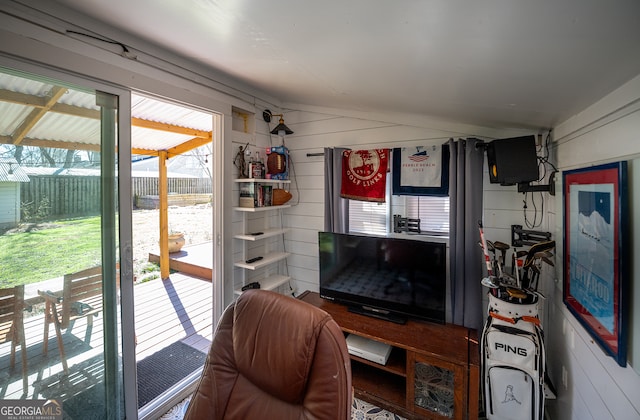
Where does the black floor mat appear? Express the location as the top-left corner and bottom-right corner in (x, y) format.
(136, 341), (206, 408)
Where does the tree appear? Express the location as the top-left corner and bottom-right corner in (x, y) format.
(14, 145), (23, 164)
(63, 149), (76, 168)
(39, 147), (56, 166)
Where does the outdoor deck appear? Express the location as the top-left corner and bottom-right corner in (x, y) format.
(0, 272), (213, 405)
(148, 242), (213, 280)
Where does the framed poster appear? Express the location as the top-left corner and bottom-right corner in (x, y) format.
(563, 161), (629, 366)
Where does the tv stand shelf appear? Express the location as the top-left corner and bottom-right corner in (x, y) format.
(298, 291), (479, 420)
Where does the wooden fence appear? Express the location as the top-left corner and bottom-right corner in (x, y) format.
(20, 175), (212, 220)
(132, 177), (212, 196)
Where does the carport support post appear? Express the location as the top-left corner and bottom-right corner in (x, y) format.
(159, 150), (170, 279)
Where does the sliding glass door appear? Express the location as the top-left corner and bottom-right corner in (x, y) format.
(129, 93), (214, 416)
(0, 65), (128, 418)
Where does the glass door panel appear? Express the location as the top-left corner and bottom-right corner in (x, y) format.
(0, 66), (123, 418)
(130, 94), (214, 415)
(411, 354), (465, 420)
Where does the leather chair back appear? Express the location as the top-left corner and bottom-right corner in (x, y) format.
(185, 289), (352, 420)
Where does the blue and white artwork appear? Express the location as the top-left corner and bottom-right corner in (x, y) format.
(568, 185), (615, 333)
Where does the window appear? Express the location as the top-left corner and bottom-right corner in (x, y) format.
(405, 196), (449, 235)
(349, 199), (389, 235)
(349, 195), (449, 236)
(347, 159), (450, 236)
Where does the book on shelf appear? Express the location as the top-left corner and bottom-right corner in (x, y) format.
(239, 182), (255, 208)
(263, 185), (273, 206)
(238, 183), (275, 208)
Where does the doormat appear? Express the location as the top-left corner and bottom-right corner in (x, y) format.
(137, 341), (206, 408)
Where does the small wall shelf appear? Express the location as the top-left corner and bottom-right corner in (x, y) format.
(234, 178), (291, 184)
(232, 275), (291, 297)
(233, 228), (290, 241)
(233, 204), (291, 212)
(233, 252), (290, 270)
(233, 178), (292, 297)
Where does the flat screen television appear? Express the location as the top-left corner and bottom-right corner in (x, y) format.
(318, 232), (447, 324)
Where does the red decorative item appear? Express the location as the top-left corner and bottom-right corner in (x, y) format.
(340, 149), (389, 202)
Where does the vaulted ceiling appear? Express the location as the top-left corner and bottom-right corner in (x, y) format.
(52, 0), (640, 130)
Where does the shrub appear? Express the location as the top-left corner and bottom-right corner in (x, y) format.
(21, 197), (51, 222)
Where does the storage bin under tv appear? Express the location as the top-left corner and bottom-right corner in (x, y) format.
(298, 291), (479, 420)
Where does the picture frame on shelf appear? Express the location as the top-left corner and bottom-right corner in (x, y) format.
(562, 161), (629, 367)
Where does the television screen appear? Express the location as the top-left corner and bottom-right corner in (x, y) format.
(319, 232), (447, 324)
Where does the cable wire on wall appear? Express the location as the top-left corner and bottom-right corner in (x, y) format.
(523, 130), (556, 229)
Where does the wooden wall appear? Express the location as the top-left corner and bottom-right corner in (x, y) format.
(544, 75), (640, 420)
(19, 175), (212, 219)
(20, 175), (102, 218)
(0, 182), (20, 228)
(235, 106), (531, 299)
(132, 177), (212, 196)
(233, 98), (640, 419)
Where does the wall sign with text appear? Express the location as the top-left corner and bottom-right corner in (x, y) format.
(563, 161), (629, 367)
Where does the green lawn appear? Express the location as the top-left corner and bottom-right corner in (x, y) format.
(0, 217), (103, 287)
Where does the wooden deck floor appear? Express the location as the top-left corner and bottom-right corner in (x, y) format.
(0, 272), (213, 402)
(148, 242), (213, 280)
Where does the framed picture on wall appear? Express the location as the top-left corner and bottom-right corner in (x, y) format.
(562, 161), (629, 367)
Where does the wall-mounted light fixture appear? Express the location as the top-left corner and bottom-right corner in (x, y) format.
(263, 109), (294, 136)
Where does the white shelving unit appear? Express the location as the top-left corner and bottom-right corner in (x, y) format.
(233, 178), (292, 296)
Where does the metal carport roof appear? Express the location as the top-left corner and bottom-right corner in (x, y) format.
(0, 69), (214, 279)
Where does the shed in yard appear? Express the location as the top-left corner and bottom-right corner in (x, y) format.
(0, 160), (29, 229)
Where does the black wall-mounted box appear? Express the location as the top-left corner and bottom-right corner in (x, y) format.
(486, 135), (539, 185)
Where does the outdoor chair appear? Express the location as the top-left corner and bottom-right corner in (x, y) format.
(185, 289), (352, 420)
(38, 265), (118, 374)
(0, 285), (28, 395)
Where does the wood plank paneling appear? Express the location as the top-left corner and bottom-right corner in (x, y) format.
(278, 108), (519, 299)
(545, 80), (640, 420)
(18, 175), (211, 219)
(285, 202), (323, 217)
(285, 214), (323, 231)
(0, 183), (19, 226)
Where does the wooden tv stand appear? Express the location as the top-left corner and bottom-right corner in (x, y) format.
(298, 291), (479, 420)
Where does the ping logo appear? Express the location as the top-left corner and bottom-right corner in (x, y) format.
(495, 342), (527, 357)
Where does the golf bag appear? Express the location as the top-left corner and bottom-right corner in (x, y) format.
(481, 291), (545, 420)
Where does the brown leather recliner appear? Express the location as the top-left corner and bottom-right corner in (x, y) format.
(184, 289), (352, 420)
